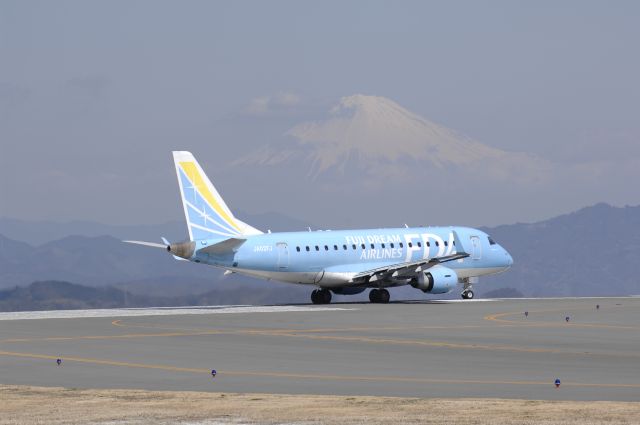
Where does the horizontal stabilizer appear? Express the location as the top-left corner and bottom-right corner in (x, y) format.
(123, 239), (190, 261)
(123, 240), (167, 249)
(198, 237), (246, 255)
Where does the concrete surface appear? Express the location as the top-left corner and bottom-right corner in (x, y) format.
(1, 298), (639, 401)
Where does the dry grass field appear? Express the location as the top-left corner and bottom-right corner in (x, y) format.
(1, 385), (639, 425)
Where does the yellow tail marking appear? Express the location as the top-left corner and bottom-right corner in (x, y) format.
(179, 161), (241, 232)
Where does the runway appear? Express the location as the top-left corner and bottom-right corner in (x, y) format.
(1, 298), (639, 401)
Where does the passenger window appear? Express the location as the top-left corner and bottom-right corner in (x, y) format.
(381, 243), (385, 248)
(427, 241), (430, 247)
(417, 242), (422, 248)
(334, 245), (338, 250)
(315, 246), (319, 251)
(324, 245), (328, 251)
(444, 241), (448, 247)
(408, 242), (413, 248)
(306, 246), (310, 251)
(361, 244), (366, 249)
(370, 243), (375, 249)
(399, 242), (404, 248)
(390, 243), (394, 248)
(435, 241), (439, 247)
(296, 246), (300, 252)
(453, 241), (456, 246)
(352, 244), (356, 250)
(343, 244), (347, 250)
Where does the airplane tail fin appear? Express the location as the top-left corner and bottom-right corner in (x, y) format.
(172, 151), (263, 241)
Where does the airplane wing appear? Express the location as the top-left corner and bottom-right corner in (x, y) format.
(351, 252), (469, 283)
(351, 230), (469, 283)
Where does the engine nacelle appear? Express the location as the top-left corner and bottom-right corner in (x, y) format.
(412, 265), (457, 294)
(167, 241), (195, 259)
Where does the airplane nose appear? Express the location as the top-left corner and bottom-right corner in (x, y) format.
(504, 250), (513, 267)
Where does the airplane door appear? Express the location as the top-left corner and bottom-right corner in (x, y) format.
(470, 236), (481, 260)
(276, 242), (289, 269)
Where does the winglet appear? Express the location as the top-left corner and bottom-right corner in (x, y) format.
(452, 230), (468, 255)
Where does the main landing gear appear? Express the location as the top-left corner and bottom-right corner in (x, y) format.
(460, 277), (475, 300)
(461, 281), (474, 300)
(461, 289), (474, 299)
(311, 289), (332, 304)
(460, 277), (477, 300)
(369, 288), (390, 304)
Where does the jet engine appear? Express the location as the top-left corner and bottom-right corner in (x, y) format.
(412, 265), (457, 294)
(167, 241), (195, 259)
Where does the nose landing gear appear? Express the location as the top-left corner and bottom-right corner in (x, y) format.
(311, 289), (332, 304)
(369, 288), (390, 303)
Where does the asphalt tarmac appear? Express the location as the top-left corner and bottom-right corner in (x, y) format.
(1, 298), (639, 401)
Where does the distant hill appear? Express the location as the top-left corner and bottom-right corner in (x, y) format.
(0, 211), (314, 297)
(0, 281), (155, 311)
(0, 211), (313, 246)
(0, 233), (215, 289)
(482, 203), (640, 297)
(0, 280), (310, 312)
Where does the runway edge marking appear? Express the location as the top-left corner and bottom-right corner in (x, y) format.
(0, 305), (356, 321)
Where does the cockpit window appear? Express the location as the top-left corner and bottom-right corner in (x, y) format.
(488, 236), (497, 245)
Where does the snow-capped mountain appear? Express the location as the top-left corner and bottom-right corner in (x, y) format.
(234, 94), (542, 180)
(226, 94), (613, 227)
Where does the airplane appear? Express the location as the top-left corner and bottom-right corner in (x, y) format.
(125, 151), (513, 304)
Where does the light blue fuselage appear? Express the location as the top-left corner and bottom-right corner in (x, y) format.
(190, 226), (513, 289)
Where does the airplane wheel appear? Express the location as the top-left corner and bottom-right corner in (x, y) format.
(311, 290), (321, 304)
(369, 289), (379, 303)
(379, 289), (390, 303)
(461, 290), (474, 300)
(319, 289), (332, 304)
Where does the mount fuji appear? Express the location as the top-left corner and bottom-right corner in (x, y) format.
(223, 94), (628, 227)
(234, 94), (548, 183)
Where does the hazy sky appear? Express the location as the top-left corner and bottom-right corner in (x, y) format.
(1, 1), (639, 227)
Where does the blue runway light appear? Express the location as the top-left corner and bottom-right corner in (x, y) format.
(565, 316), (570, 323)
(555, 378), (561, 388)
(596, 304), (600, 310)
(56, 358), (62, 366)
(524, 311), (528, 317)
(211, 369), (217, 378)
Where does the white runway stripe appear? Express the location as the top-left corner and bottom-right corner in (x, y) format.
(0, 305), (355, 321)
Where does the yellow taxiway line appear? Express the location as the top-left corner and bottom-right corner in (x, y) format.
(2, 315), (638, 358)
